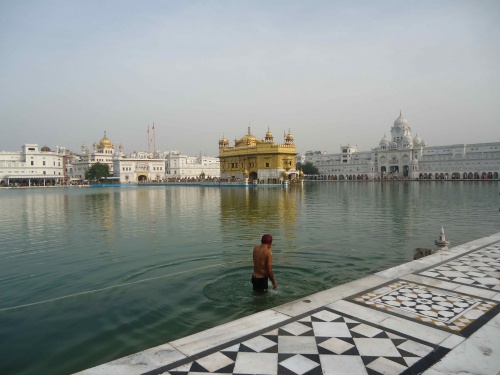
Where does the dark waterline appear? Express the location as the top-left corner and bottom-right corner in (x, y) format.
(0, 181), (499, 375)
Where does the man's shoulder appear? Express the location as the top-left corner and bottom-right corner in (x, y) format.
(253, 245), (270, 254)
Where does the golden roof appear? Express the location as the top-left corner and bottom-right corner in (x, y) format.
(219, 134), (229, 147)
(235, 127), (258, 147)
(265, 126), (273, 139)
(99, 131), (114, 149)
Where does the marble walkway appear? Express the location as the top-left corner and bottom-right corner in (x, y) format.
(77, 233), (500, 375)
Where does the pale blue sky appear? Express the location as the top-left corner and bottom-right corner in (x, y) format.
(1, 0), (499, 156)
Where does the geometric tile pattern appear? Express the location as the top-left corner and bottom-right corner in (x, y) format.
(417, 242), (500, 291)
(348, 280), (499, 337)
(163, 308), (446, 375)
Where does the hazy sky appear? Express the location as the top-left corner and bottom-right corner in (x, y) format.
(1, 1), (499, 156)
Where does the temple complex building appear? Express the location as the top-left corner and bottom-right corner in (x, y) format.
(218, 127), (299, 183)
(0, 144), (68, 187)
(112, 150), (219, 183)
(66, 131), (220, 183)
(112, 155), (166, 182)
(162, 151), (220, 180)
(69, 131), (119, 181)
(304, 112), (500, 180)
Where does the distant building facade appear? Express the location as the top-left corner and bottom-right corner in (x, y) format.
(113, 153), (166, 182)
(163, 150), (220, 180)
(304, 112), (500, 180)
(218, 127), (299, 183)
(112, 150), (220, 183)
(0, 144), (67, 186)
(69, 131), (118, 181)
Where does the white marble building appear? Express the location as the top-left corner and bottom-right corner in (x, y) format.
(69, 132), (120, 181)
(70, 131), (219, 183)
(162, 150), (220, 180)
(111, 150), (220, 183)
(304, 112), (500, 180)
(0, 144), (67, 186)
(112, 153), (166, 182)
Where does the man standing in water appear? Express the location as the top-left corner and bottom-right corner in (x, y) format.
(252, 234), (278, 292)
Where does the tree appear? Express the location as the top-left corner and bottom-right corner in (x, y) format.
(297, 161), (319, 175)
(85, 162), (111, 181)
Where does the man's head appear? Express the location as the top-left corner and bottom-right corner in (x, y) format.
(261, 234), (273, 245)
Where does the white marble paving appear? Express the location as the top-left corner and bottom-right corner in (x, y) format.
(311, 309), (342, 322)
(319, 355), (367, 375)
(233, 352), (278, 374)
(76, 343), (186, 375)
(350, 323), (383, 337)
(329, 299), (396, 324)
(278, 336), (318, 354)
(312, 321), (351, 337)
(402, 274), (463, 291)
(329, 300), (454, 345)
(397, 340), (434, 357)
(242, 335), (275, 352)
(280, 354), (320, 375)
(161, 306), (452, 374)
(318, 337), (354, 354)
(281, 321), (312, 336)
(423, 323), (500, 375)
(170, 309), (289, 356)
(437, 334), (465, 350)
(367, 356), (407, 375)
(416, 241), (500, 293)
(195, 352), (233, 373)
(354, 337), (401, 357)
(485, 308), (500, 329)
(454, 284), (499, 299)
(272, 274), (390, 317)
(377, 315), (453, 346)
(375, 244), (480, 280)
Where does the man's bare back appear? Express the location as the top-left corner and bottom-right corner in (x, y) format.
(252, 234), (277, 290)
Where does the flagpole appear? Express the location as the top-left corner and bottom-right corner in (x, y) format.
(153, 122), (156, 159)
(147, 125), (150, 158)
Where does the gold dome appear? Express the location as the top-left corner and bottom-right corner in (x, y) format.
(99, 131), (114, 149)
(285, 129), (294, 143)
(219, 134), (229, 147)
(265, 127), (273, 139)
(235, 127), (258, 147)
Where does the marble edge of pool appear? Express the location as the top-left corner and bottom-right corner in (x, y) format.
(74, 232), (500, 375)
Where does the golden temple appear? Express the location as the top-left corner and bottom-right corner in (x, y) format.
(218, 127), (300, 183)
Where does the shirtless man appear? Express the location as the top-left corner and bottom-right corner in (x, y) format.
(251, 234), (278, 292)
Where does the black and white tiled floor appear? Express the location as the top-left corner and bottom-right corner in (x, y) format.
(347, 279), (499, 337)
(161, 308), (448, 375)
(416, 241), (500, 291)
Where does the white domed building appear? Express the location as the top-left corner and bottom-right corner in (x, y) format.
(69, 131), (122, 182)
(304, 112), (500, 180)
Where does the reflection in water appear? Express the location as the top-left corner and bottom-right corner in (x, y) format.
(0, 181), (499, 375)
(219, 186), (298, 246)
(84, 192), (116, 244)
